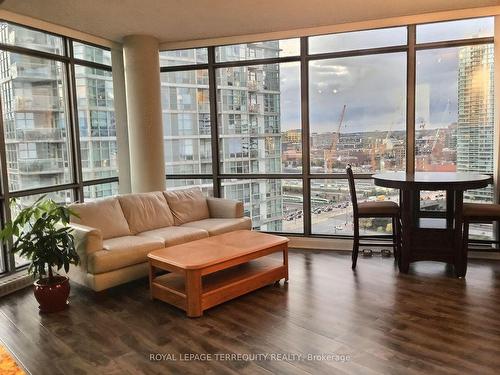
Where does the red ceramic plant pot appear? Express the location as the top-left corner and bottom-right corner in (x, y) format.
(33, 275), (70, 313)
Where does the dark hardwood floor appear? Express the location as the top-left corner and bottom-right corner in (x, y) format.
(1, 250), (500, 375)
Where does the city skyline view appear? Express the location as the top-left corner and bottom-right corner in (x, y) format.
(161, 18), (495, 239)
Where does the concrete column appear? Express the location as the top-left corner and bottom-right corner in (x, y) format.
(111, 45), (131, 194)
(123, 35), (165, 192)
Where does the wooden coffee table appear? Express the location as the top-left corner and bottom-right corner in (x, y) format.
(147, 230), (289, 317)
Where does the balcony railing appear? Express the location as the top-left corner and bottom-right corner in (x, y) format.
(9, 62), (60, 81)
(17, 158), (66, 173)
(13, 95), (64, 112)
(10, 128), (66, 141)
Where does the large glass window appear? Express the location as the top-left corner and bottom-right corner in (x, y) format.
(309, 53), (407, 174)
(73, 41), (112, 65)
(417, 17), (494, 44)
(166, 178), (213, 197)
(416, 42), (494, 240)
(217, 62), (301, 174)
(216, 39), (299, 62)
(83, 181), (119, 201)
(161, 69), (211, 174)
(0, 52), (72, 191)
(415, 45), (494, 190)
(309, 27), (407, 54)
(0, 22), (63, 55)
(0, 21), (118, 274)
(75, 66), (118, 181)
(221, 179), (303, 233)
(160, 48), (208, 67)
(160, 18), (495, 244)
(311, 179), (398, 236)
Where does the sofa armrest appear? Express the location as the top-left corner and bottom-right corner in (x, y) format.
(69, 223), (103, 258)
(207, 197), (244, 218)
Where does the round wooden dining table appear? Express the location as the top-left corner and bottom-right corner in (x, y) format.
(372, 172), (491, 277)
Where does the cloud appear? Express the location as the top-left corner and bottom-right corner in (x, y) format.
(277, 43), (475, 133)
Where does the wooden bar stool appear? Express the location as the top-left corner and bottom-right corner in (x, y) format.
(346, 165), (401, 269)
(461, 203), (500, 276)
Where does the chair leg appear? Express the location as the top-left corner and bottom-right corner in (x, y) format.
(392, 216), (397, 259)
(352, 219), (360, 269)
(459, 220), (470, 277)
(396, 217), (402, 266)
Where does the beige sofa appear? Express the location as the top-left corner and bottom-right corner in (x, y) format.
(68, 187), (251, 291)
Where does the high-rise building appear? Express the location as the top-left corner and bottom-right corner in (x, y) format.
(0, 23), (118, 204)
(457, 44), (494, 201)
(161, 42), (285, 231)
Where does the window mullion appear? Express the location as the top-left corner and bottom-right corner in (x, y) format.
(301, 37), (312, 235)
(65, 38), (84, 202)
(208, 46), (221, 197)
(406, 25), (416, 174)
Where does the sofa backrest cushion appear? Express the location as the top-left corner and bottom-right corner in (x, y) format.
(70, 198), (131, 240)
(118, 191), (175, 234)
(164, 187), (210, 225)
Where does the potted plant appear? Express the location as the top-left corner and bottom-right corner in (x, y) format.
(0, 196), (79, 313)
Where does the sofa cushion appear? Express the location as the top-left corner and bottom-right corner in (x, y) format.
(88, 236), (163, 274)
(138, 226), (209, 246)
(70, 198), (131, 240)
(118, 192), (174, 234)
(207, 197), (244, 218)
(181, 217), (252, 236)
(164, 187), (210, 225)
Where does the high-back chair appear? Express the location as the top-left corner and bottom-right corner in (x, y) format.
(461, 202), (500, 276)
(346, 164), (401, 269)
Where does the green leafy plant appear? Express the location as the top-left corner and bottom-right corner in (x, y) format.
(0, 196), (80, 283)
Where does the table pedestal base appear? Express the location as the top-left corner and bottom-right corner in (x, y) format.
(399, 190), (465, 277)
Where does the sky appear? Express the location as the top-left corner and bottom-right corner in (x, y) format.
(278, 17), (493, 133)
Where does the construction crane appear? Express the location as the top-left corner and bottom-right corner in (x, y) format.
(431, 128), (441, 154)
(324, 104), (347, 173)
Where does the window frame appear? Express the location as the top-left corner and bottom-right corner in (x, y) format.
(0, 20), (118, 275)
(160, 18), (495, 241)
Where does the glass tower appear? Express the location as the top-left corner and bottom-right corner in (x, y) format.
(457, 44), (494, 202)
(161, 42), (285, 231)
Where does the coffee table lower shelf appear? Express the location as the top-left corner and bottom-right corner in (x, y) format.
(151, 258), (287, 317)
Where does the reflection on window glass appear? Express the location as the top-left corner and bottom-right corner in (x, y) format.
(0, 22), (64, 55)
(161, 69), (212, 174)
(309, 27), (407, 54)
(217, 62), (301, 174)
(415, 45), (494, 200)
(415, 44), (494, 241)
(309, 53), (406, 173)
(166, 179), (213, 197)
(75, 65), (118, 184)
(311, 179), (398, 236)
(83, 182), (119, 201)
(11, 190), (74, 268)
(222, 179), (303, 233)
(159, 48), (208, 67)
(417, 17), (494, 44)
(216, 39), (300, 62)
(0, 52), (72, 191)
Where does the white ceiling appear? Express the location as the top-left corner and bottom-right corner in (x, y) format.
(1, 0), (498, 44)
